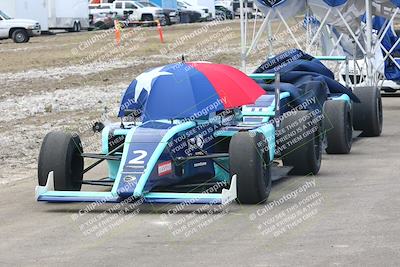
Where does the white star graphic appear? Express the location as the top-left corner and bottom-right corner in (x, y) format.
(134, 66), (172, 102)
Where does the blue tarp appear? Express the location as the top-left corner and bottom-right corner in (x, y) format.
(254, 49), (360, 109)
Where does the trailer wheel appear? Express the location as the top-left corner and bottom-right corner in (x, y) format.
(229, 131), (271, 204)
(75, 22), (81, 32)
(12, 29), (29, 43)
(69, 22), (81, 32)
(353, 86), (383, 137)
(323, 100), (353, 154)
(38, 131), (84, 191)
(278, 110), (322, 175)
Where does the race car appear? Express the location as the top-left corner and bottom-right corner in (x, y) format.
(36, 62), (323, 205)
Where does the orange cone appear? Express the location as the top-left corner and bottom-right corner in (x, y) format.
(156, 20), (164, 43)
(114, 20), (121, 46)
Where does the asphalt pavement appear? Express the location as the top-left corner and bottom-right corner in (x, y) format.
(1, 97), (400, 267)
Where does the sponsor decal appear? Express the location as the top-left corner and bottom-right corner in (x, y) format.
(193, 161), (207, 168)
(124, 176), (137, 183)
(188, 134), (204, 150)
(158, 160), (172, 176)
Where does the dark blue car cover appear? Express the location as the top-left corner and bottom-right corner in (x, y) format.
(254, 49), (360, 105)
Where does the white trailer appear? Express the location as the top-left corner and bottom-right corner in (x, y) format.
(47, 0), (89, 32)
(0, 0), (49, 31)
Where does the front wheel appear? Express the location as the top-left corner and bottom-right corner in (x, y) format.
(229, 131), (271, 204)
(38, 131), (84, 191)
(278, 110), (322, 175)
(12, 29), (29, 43)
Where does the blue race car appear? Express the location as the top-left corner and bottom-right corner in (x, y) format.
(36, 62), (323, 205)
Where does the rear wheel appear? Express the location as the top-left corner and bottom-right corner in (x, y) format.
(229, 131), (271, 204)
(278, 110), (322, 175)
(38, 131), (84, 191)
(323, 100), (352, 154)
(353, 86), (383, 137)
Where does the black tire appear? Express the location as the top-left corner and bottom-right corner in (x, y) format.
(68, 22), (77, 32)
(77, 22), (81, 32)
(12, 29), (29, 43)
(352, 86), (383, 137)
(165, 15), (171, 25)
(160, 17), (167, 26)
(229, 131), (271, 204)
(69, 22), (81, 32)
(323, 100), (353, 154)
(278, 110), (322, 175)
(38, 131), (84, 191)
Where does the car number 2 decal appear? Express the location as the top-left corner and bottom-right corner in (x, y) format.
(128, 150), (147, 165)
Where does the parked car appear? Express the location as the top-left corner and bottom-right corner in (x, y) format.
(178, 8), (201, 23)
(138, 1), (179, 25)
(0, 10), (41, 43)
(215, 0), (234, 12)
(111, 1), (166, 25)
(177, 0), (211, 21)
(215, 5), (234, 20)
(89, 12), (115, 30)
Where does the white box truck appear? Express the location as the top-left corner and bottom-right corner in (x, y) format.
(47, 0), (89, 32)
(0, 0), (49, 31)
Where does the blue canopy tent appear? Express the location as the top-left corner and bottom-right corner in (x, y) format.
(240, 0), (400, 87)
